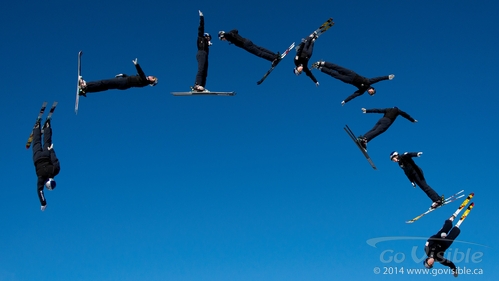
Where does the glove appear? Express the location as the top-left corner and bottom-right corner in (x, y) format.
(417, 152), (423, 157)
(411, 182), (416, 188)
(199, 10), (203, 16)
(341, 101), (345, 106)
(41, 205), (46, 211)
(48, 143), (53, 150)
(361, 108), (366, 113)
(413, 119), (418, 123)
(315, 82), (319, 87)
(132, 58), (138, 65)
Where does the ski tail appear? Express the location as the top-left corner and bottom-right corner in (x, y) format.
(455, 202), (474, 228)
(317, 18), (334, 35)
(42, 101), (58, 129)
(26, 101), (48, 149)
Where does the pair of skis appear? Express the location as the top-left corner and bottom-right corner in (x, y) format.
(25, 101), (58, 149)
(344, 124), (376, 169)
(75, 51), (82, 115)
(406, 190), (474, 224)
(171, 88), (236, 96)
(256, 17), (335, 85)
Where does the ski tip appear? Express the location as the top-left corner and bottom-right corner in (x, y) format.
(470, 192), (474, 196)
(469, 202), (475, 207)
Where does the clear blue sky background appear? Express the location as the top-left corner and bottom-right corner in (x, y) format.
(1, 0), (498, 280)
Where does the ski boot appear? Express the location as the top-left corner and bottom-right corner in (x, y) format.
(357, 136), (367, 152)
(430, 196), (444, 209)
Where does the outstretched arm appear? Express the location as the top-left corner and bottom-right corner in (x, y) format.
(198, 11), (204, 37)
(343, 89), (364, 104)
(368, 75), (389, 85)
(399, 109), (416, 122)
(403, 152), (420, 158)
(134, 63), (147, 80)
(303, 68), (318, 84)
(365, 108), (386, 114)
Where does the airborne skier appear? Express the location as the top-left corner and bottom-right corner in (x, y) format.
(357, 107), (417, 151)
(78, 58), (158, 96)
(32, 117), (60, 211)
(423, 201), (474, 277)
(389, 151), (442, 208)
(192, 10), (212, 92)
(218, 30), (281, 66)
(311, 61), (394, 105)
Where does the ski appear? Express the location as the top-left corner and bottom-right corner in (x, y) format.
(172, 88), (236, 96)
(295, 18), (335, 52)
(75, 50), (82, 115)
(26, 102), (48, 149)
(315, 17), (335, 37)
(405, 190), (467, 224)
(256, 42), (295, 85)
(344, 125), (377, 170)
(451, 192), (474, 218)
(455, 202), (474, 228)
(41, 101), (58, 133)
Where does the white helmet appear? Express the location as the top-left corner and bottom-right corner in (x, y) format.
(45, 178), (56, 190)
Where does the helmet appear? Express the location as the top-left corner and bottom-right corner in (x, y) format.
(390, 151), (399, 160)
(45, 178), (56, 190)
(204, 32), (211, 38)
(368, 86), (376, 95)
(218, 31), (225, 40)
(423, 258), (433, 269)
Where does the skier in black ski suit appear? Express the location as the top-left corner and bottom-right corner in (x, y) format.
(293, 32), (319, 86)
(218, 30), (280, 66)
(390, 151), (443, 208)
(311, 61), (394, 105)
(32, 119), (60, 211)
(78, 58), (158, 96)
(423, 218), (461, 277)
(193, 10), (212, 92)
(358, 107), (417, 151)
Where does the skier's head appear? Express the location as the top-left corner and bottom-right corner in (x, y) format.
(423, 257), (434, 269)
(218, 31), (226, 40)
(148, 76), (158, 86)
(204, 33), (212, 45)
(390, 151), (399, 162)
(45, 178), (56, 191)
(367, 87), (376, 96)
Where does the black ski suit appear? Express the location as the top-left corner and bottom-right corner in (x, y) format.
(32, 125), (60, 207)
(363, 107), (416, 142)
(425, 219), (459, 272)
(397, 152), (441, 202)
(294, 36), (318, 84)
(195, 15), (210, 87)
(84, 64), (152, 93)
(319, 62), (389, 104)
(223, 29), (278, 62)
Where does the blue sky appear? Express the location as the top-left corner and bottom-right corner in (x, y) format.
(1, 0), (498, 280)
